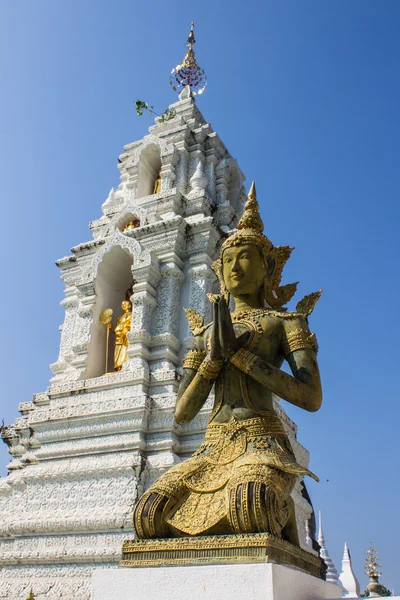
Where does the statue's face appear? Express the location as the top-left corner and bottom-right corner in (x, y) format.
(222, 244), (265, 297)
(121, 300), (131, 312)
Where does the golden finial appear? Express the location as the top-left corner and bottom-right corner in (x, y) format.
(26, 589), (35, 600)
(170, 22), (207, 96)
(248, 181), (256, 200)
(364, 542), (382, 578)
(237, 180), (264, 234)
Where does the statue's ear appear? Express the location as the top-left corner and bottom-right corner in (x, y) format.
(265, 256), (275, 278)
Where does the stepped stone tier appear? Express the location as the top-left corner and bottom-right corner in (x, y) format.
(0, 95), (315, 599)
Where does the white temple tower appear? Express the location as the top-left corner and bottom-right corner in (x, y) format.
(0, 36), (316, 600)
(339, 543), (361, 598)
(318, 512), (339, 585)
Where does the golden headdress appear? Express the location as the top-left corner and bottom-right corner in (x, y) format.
(212, 182), (299, 309)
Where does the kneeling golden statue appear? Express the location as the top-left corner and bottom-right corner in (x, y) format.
(133, 182), (322, 545)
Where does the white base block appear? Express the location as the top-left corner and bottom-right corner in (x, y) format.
(92, 563), (342, 600)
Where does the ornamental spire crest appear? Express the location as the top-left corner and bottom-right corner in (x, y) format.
(170, 22), (207, 97)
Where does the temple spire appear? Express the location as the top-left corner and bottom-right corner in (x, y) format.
(318, 512), (339, 584)
(339, 542), (360, 598)
(170, 22), (207, 97)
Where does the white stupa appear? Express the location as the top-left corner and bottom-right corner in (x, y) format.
(318, 512), (339, 585)
(339, 543), (360, 598)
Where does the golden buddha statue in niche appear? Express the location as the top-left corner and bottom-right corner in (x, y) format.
(100, 300), (132, 372)
(133, 182), (322, 543)
(124, 218), (140, 232)
(153, 171), (162, 194)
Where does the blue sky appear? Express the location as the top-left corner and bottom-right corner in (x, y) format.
(1, 0), (399, 591)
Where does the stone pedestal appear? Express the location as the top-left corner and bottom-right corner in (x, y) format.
(121, 533), (323, 578)
(92, 563), (342, 600)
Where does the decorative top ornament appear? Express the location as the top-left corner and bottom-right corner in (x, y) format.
(363, 542), (392, 597)
(364, 542), (382, 578)
(221, 182), (273, 255)
(213, 181), (322, 311)
(170, 22), (207, 97)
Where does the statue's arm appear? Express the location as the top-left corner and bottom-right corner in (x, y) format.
(230, 316), (322, 413)
(174, 369), (214, 424)
(174, 334), (219, 424)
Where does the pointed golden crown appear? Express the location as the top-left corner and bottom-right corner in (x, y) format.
(216, 182), (298, 309)
(221, 182), (273, 254)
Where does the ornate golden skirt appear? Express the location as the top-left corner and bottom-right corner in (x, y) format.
(134, 413), (317, 538)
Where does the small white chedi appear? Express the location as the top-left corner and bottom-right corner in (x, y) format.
(339, 542), (361, 598)
(189, 159), (208, 191)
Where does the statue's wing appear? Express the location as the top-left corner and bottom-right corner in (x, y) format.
(276, 282), (298, 305)
(184, 308), (205, 336)
(296, 290), (323, 316)
(269, 246), (294, 289)
(264, 282), (298, 309)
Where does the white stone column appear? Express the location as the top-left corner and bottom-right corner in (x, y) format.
(160, 147), (179, 193)
(174, 142), (189, 195)
(125, 260), (160, 380)
(215, 161), (230, 205)
(50, 293), (79, 382)
(187, 255), (216, 333)
(205, 150), (218, 200)
(154, 258), (185, 340)
(70, 281), (97, 378)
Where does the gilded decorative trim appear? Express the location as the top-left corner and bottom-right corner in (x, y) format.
(182, 349), (206, 370)
(230, 348), (258, 374)
(121, 532), (324, 579)
(296, 289), (322, 316)
(231, 307), (315, 321)
(198, 356), (224, 381)
(205, 415), (286, 438)
(184, 308), (206, 336)
(282, 329), (318, 356)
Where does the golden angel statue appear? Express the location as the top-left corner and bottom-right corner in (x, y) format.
(133, 182), (322, 544)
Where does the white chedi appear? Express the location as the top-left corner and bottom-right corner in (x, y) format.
(339, 543), (360, 598)
(101, 187), (123, 215)
(318, 512), (339, 585)
(190, 160), (208, 191)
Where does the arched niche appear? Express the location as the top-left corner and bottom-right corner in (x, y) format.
(83, 245), (134, 379)
(117, 213), (141, 232)
(136, 143), (161, 198)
